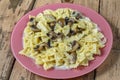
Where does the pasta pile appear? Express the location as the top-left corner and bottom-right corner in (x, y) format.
(19, 8), (106, 70)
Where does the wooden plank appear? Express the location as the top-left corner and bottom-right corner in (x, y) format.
(8, 62), (32, 80)
(99, 0), (120, 50)
(10, 61), (53, 80)
(9, 0), (100, 80)
(96, 0), (120, 80)
(74, 0), (99, 12)
(96, 50), (120, 80)
(0, 0), (35, 80)
(66, 71), (94, 80)
(33, 0), (61, 8)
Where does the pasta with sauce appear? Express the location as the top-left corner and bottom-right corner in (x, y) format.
(19, 8), (106, 70)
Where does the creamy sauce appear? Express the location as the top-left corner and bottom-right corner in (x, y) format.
(96, 25), (101, 31)
(54, 65), (71, 70)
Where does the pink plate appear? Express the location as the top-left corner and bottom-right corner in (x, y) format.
(11, 3), (113, 79)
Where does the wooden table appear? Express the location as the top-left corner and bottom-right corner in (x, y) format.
(0, 0), (120, 80)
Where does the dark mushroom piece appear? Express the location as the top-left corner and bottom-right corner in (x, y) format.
(69, 52), (77, 64)
(76, 13), (83, 20)
(69, 41), (80, 52)
(47, 31), (57, 39)
(72, 27), (85, 33)
(70, 29), (76, 35)
(29, 17), (34, 22)
(68, 27), (85, 35)
(67, 27), (85, 37)
(65, 17), (69, 25)
(34, 43), (49, 52)
(29, 16), (35, 22)
(67, 29), (76, 37)
(69, 18), (77, 23)
(47, 31), (59, 42)
(57, 18), (66, 27)
(57, 33), (64, 38)
(47, 21), (56, 31)
(67, 19), (74, 26)
(65, 17), (76, 26)
(34, 45), (40, 51)
(72, 11), (83, 20)
(76, 27), (85, 33)
(47, 31), (64, 41)
(47, 39), (51, 47)
(29, 17), (40, 32)
(30, 25), (41, 32)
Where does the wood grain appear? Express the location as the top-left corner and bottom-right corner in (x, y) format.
(33, 0), (61, 8)
(99, 0), (120, 50)
(96, 0), (120, 80)
(74, 0), (99, 12)
(96, 50), (120, 80)
(0, 0), (36, 80)
(9, 62), (34, 80)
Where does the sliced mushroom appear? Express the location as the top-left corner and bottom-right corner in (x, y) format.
(65, 17), (69, 25)
(67, 29), (76, 37)
(57, 18), (66, 27)
(67, 18), (78, 27)
(72, 11), (83, 19)
(76, 27), (85, 33)
(47, 31), (58, 42)
(47, 39), (51, 47)
(69, 18), (77, 23)
(72, 11), (76, 14)
(34, 43), (49, 51)
(70, 29), (76, 35)
(30, 25), (41, 32)
(69, 27), (85, 34)
(76, 13), (83, 19)
(57, 33), (64, 38)
(47, 31), (64, 41)
(47, 31), (57, 39)
(29, 17), (40, 32)
(29, 16), (35, 22)
(69, 41), (80, 52)
(67, 20), (74, 26)
(69, 52), (77, 64)
(48, 21), (56, 27)
(47, 21), (56, 31)
(29, 17), (34, 22)
(34, 45), (40, 51)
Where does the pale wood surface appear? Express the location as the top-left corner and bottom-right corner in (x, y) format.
(96, 0), (120, 80)
(0, 0), (35, 80)
(0, 0), (119, 80)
